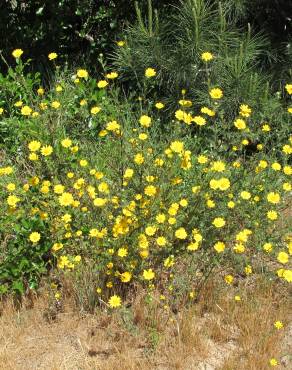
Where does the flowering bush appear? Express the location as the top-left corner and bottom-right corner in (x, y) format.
(0, 49), (291, 306)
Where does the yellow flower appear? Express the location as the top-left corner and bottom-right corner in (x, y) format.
(155, 102), (164, 109)
(224, 275), (233, 284)
(171, 141), (185, 154)
(267, 192), (280, 204)
(234, 118), (246, 130)
(6, 183), (16, 192)
(179, 99), (192, 107)
(156, 214), (166, 223)
(52, 243), (63, 252)
(29, 152), (38, 161)
(79, 99), (87, 106)
(41, 145), (53, 156)
(201, 107), (215, 116)
(156, 236), (167, 246)
(211, 161), (225, 172)
(108, 295), (122, 308)
(239, 104), (252, 117)
(193, 115), (206, 126)
(257, 144), (263, 150)
(117, 40), (125, 47)
(145, 226), (156, 236)
(164, 255), (175, 268)
(28, 140), (41, 152)
(139, 115), (152, 127)
(212, 217), (226, 228)
(262, 124), (271, 132)
(7, 195), (20, 207)
(145, 67), (156, 78)
(283, 165), (291, 175)
(117, 247), (128, 258)
(214, 241), (225, 253)
(120, 272), (132, 283)
(201, 52), (213, 62)
(48, 52), (58, 60)
(259, 160), (268, 169)
(187, 242), (199, 251)
(138, 133), (148, 140)
(29, 232), (41, 243)
(274, 321), (283, 330)
(54, 184), (65, 194)
(61, 138), (72, 148)
(233, 243), (245, 253)
(39, 102), (47, 110)
(21, 106), (32, 116)
(285, 83), (292, 94)
(134, 153), (144, 165)
(12, 49), (23, 58)
(0, 108), (4, 115)
(144, 185), (157, 197)
(97, 80), (108, 88)
(283, 270), (292, 282)
(263, 242), (273, 253)
(240, 191), (251, 200)
(79, 159), (88, 167)
(106, 71), (118, 79)
(51, 101), (60, 109)
(105, 121), (119, 133)
(62, 214), (72, 223)
(282, 145), (292, 155)
(15, 100), (23, 107)
(245, 265), (252, 275)
(93, 197), (106, 207)
(267, 210), (278, 220)
(40, 185), (49, 193)
(209, 88), (223, 99)
(277, 251), (289, 264)
(271, 162), (281, 171)
(59, 192), (74, 206)
(283, 182), (291, 191)
(143, 268), (155, 280)
(269, 358), (278, 367)
(180, 199), (188, 207)
(124, 168), (134, 179)
(175, 227), (187, 239)
(77, 69), (88, 78)
(197, 155), (208, 164)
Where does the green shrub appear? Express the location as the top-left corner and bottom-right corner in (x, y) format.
(112, 0), (291, 118)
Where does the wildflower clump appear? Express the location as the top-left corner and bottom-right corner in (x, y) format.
(0, 48), (291, 308)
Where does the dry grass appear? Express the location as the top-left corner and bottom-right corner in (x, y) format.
(0, 277), (291, 370)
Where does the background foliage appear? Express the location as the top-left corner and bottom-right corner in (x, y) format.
(1, 0), (291, 75)
(0, 0), (174, 73)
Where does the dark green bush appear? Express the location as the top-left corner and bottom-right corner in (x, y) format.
(0, 0), (175, 74)
(112, 0), (291, 119)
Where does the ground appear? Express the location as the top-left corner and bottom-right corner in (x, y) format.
(0, 278), (291, 370)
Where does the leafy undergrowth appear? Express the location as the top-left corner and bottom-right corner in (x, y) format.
(0, 275), (291, 370)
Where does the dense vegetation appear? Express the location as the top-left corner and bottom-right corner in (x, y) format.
(1, 0), (291, 76)
(0, 6), (291, 362)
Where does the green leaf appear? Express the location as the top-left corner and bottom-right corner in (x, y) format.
(12, 280), (25, 294)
